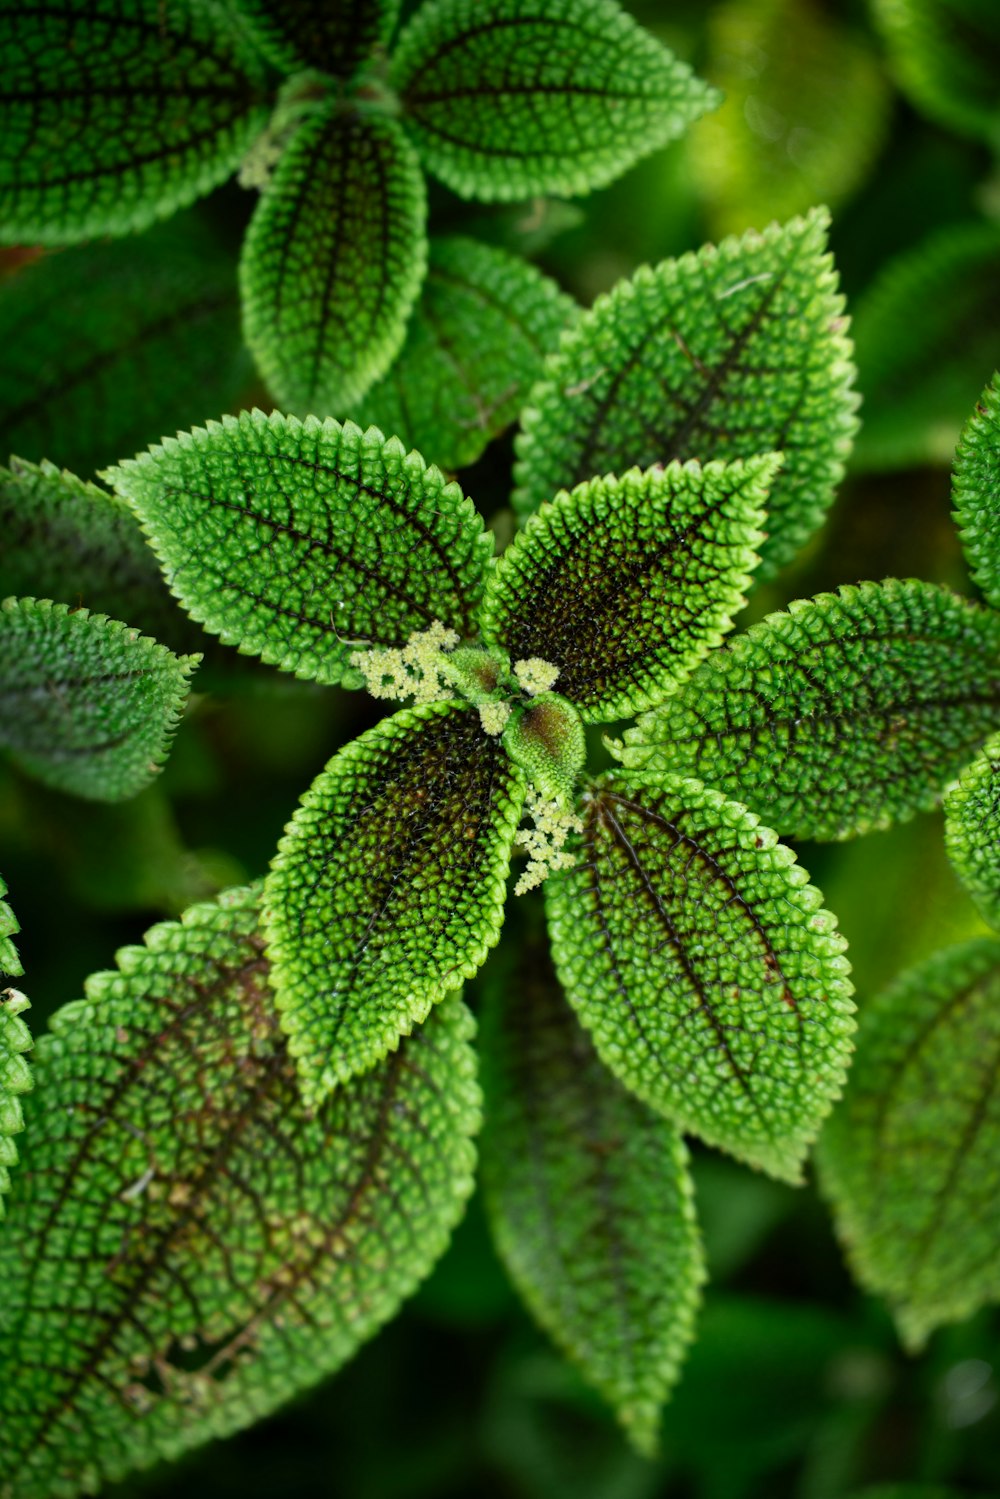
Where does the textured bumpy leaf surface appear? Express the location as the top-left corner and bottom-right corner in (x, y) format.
(106, 411), (492, 687)
(222, 0), (400, 74)
(852, 222), (1000, 471)
(480, 933), (704, 1455)
(0, 0), (271, 245)
(358, 236), (576, 472)
(264, 702), (525, 1104)
(515, 208), (857, 581)
(390, 0), (719, 201)
(617, 581), (1000, 841)
(871, 0), (1000, 142)
(546, 773), (854, 1181)
(480, 457), (774, 723)
(0, 876), (32, 1221)
(953, 371), (1000, 610)
(945, 734), (1000, 931)
(0, 598), (198, 803)
(819, 938), (1000, 1347)
(0, 874), (21, 979)
(241, 106), (426, 413)
(0, 885), (479, 1498)
(0, 218), (250, 479)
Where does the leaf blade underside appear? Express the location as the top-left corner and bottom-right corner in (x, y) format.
(617, 580), (1000, 841)
(0, 885), (480, 1499)
(104, 411), (493, 688)
(953, 370), (1000, 611)
(944, 733), (1000, 931)
(514, 208), (858, 581)
(263, 702), (526, 1104)
(546, 773), (854, 1182)
(222, 0), (400, 76)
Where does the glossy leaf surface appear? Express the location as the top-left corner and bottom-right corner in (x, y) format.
(953, 370), (1000, 610)
(546, 773), (854, 1181)
(944, 733), (1000, 931)
(514, 208), (857, 580)
(618, 581), (1000, 841)
(480, 457), (774, 723)
(264, 702), (526, 1104)
(223, 0), (400, 75)
(872, 0), (1000, 143)
(0, 885), (479, 1498)
(390, 0), (719, 201)
(105, 411), (493, 687)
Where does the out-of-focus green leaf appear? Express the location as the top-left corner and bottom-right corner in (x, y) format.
(944, 733), (1000, 931)
(390, 0), (720, 201)
(223, 0), (400, 76)
(871, 0), (1000, 144)
(953, 370), (1000, 610)
(546, 772), (854, 1182)
(514, 208), (858, 581)
(617, 580), (1000, 841)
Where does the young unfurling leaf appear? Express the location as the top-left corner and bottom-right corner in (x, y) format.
(390, 0), (720, 202)
(222, 0), (401, 76)
(264, 702), (526, 1105)
(546, 773), (854, 1182)
(617, 581), (1000, 841)
(819, 938), (1000, 1348)
(944, 734), (1000, 931)
(953, 370), (1000, 611)
(0, 875), (32, 1221)
(480, 932), (705, 1455)
(0, 885), (480, 1497)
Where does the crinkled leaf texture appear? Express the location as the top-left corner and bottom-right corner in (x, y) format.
(0, 876), (32, 1221)
(222, 0), (400, 75)
(945, 733), (1000, 931)
(358, 236), (577, 472)
(480, 932), (705, 1455)
(264, 702), (526, 1105)
(0, 873), (21, 979)
(0, 885), (479, 1498)
(241, 105), (427, 413)
(105, 411), (492, 687)
(617, 580), (1000, 841)
(546, 773), (854, 1182)
(819, 937), (1000, 1348)
(514, 208), (858, 581)
(0, 598), (198, 803)
(0, 216), (251, 480)
(871, 0), (1000, 143)
(390, 0), (719, 200)
(0, 0), (271, 245)
(479, 456), (775, 723)
(953, 370), (1000, 611)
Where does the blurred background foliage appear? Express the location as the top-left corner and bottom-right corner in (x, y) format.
(2, 0), (1000, 1494)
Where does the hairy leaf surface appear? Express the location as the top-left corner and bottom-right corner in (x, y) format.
(222, 0), (400, 75)
(264, 702), (525, 1104)
(514, 208), (857, 580)
(480, 933), (704, 1455)
(0, 0), (271, 245)
(819, 938), (1000, 1348)
(546, 774), (854, 1181)
(0, 599), (198, 803)
(390, 0), (719, 201)
(0, 885), (479, 1497)
(871, 0), (1000, 143)
(358, 236), (576, 472)
(852, 222), (1000, 470)
(480, 457), (774, 723)
(0, 218), (250, 479)
(953, 371), (1000, 610)
(105, 411), (492, 687)
(241, 105), (426, 412)
(944, 734), (1000, 931)
(617, 581), (1000, 841)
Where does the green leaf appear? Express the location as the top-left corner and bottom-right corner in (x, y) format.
(0, 884), (479, 1496)
(480, 457), (774, 723)
(0, 0), (271, 246)
(953, 370), (1000, 610)
(0, 217), (251, 480)
(616, 580), (1000, 841)
(871, 0), (1000, 144)
(357, 235), (577, 472)
(240, 105), (427, 413)
(104, 411), (493, 687)
(546, 773), (854, 1182)
(222, 0), (400, 76)
(0, 984), (32, 1222)
(0, 870), (23, 980)
(691, 0), (890, 238)
(0, 598), (198, 803)
(263, 701), (526, 1104)
(852, 221), (1000, 471)
(818, 937), (1000, 1348)
(480, 932), (705, 1456)
(514, 208), (858, 581)
(944, 733), (1000, 931)
(390, 0), (720, 201)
